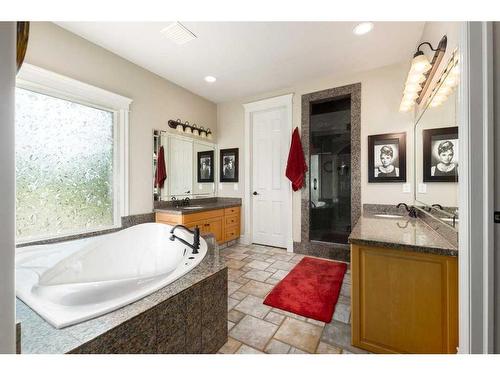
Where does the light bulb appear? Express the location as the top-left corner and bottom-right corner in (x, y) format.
(404, 83), (422, 94)
(411, 54), (432, 74)
(406, 72), (426, 84)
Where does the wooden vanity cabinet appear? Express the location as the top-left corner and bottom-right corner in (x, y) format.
(156, 206), (240, 245)
(351, 244), (458, 354)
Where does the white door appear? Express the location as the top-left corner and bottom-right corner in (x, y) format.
(251, 107), (288, 248)
(168, 137), (193, 197)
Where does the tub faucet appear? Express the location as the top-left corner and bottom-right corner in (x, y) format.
(396, 203), (418, 218)
(169, 225), (200, 254)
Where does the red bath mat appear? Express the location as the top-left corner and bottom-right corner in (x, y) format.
(263, 257), (347, 323)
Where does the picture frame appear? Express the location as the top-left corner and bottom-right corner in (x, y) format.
(368, 132), (406, 183)
(197, 150), (214, 183)
(423, 126), (458, 182)
(220, 148), (239, 182)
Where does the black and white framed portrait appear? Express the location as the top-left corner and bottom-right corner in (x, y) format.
(368, 132), (406, 183)
(220, 148), (239, 182)
(197, 150), (214, 183)
(423, 126), (458, 182)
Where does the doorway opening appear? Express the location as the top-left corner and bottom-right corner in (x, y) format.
(309, 96), (352, 244)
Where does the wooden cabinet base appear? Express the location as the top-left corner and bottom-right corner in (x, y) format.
(156, 206), (240, 245)
(351, 244), (458, 354)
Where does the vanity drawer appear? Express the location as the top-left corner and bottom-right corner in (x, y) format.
(224, 206), (240, 216)
(224, 227), (240, 242)
(225, 214), (240, 227)
(183, 209), (224, 224)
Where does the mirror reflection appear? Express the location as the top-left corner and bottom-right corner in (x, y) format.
(153, 130), (216, 202)
(414, 52), (459, 226)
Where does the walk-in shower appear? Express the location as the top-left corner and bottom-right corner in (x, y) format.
(309, 97), (351, 244)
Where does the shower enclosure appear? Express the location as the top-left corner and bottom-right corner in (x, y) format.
(309, 97), (351, 244)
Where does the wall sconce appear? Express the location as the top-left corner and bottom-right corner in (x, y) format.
(400, 35), (448, 112)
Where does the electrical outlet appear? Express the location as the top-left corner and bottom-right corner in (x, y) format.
(233, 183), (239, 191)
(402, 183), (411, 193)
(418, 183), (427, 193)
(219, 183), (223, 190)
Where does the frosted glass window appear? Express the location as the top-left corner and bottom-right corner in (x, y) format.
(15, 88), (116, 241)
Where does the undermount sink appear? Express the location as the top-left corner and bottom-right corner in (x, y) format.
(373, 214), (404, 219)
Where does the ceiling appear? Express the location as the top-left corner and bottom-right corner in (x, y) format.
(56, 22), (425, 103)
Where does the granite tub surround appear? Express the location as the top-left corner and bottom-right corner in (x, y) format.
(348, 211), (458, 257)
(16, 234), (227, 354)
(296, 83), (361, 263)
(154, 197), (242, 214)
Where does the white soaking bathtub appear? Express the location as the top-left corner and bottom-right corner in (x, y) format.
(16, 223), (207, 329)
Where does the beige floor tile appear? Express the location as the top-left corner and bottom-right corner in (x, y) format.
(266, 267), (278, 273)
(218, 337), (242, 354)
(265, 339), (291, 354)
(274, 317), (323, 353)
(225, 259), (247, 270)
(237, 280), (274, 298)
(227, 269), (245, 281)
(230, 315), (278, 351)
(271, 308), (307, 321)
(264, 311), (286, 325)
(235, 345), (264, 354)
(242, 269), (273, 282)
(228, 297), (239, 311)
(234, 295), (271, 319)
(288, 347), (309, 354)
(230, 290), (248, 301)
(272, 269), (289, 280)
(333, 303), (351, 324)
(272, 254), (294, 262)
(228, 309), (246, 323)
(228, 281), (243, 295)
(246, 260), (272, 270)
(271, 260), (295, 271)
(316, 342), (342, 354)
(228, 321), (235, 331)
(306, 318), (326, 327)
(248, 253), (273, 262)
(265, 278), (281, 286)
(224, 252), (250, 260)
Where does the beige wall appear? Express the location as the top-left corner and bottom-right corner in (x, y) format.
(217, 62), (415, 242)
(24, 22), (217, 215)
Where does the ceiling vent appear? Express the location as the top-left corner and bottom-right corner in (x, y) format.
(161, 22), (197, 45)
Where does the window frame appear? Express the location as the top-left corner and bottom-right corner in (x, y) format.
(15, 64), (132, 243)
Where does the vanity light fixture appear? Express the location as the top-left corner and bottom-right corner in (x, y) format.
(428, 52), (459, 108)
(161, 22), (197, 45)
(353, 22), (374, 35)
(204, 75), (216, 83)
(399, 35), (448, 112)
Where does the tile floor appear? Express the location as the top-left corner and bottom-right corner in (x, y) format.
(217, 243), (369, 354)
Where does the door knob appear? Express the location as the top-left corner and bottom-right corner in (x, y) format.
(253, 191), (259, 196)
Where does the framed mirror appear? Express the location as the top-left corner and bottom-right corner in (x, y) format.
(414, 51), (459, 228)
(153, 130), (216, 202)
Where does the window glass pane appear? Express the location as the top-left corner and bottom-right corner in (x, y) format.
(15, 88), (115, 241)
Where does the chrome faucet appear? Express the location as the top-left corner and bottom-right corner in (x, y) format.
(169, 225), (200, 254)
(396, 203), (418, 218)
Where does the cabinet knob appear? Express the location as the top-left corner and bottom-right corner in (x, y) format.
(253, 191), (258, 196)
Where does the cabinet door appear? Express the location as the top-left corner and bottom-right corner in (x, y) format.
(205, 216), (223, 243)
(169, 137), (193, 196)
(351, 244), (458, 354)
(186, 219), (208, 234)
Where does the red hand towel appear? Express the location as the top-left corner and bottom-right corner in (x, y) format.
(155, 146), (167, 188)
(286, 127), (308, 191)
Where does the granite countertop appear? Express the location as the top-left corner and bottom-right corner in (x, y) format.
(348, 212), (458, 257)
(154, 197), (242, 215)
(16, 234), (226, 354)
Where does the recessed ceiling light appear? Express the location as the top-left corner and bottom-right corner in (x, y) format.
(161, 22), (197, 45)
(204, 76), (216, 83)
(353, 22), (374, 36)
